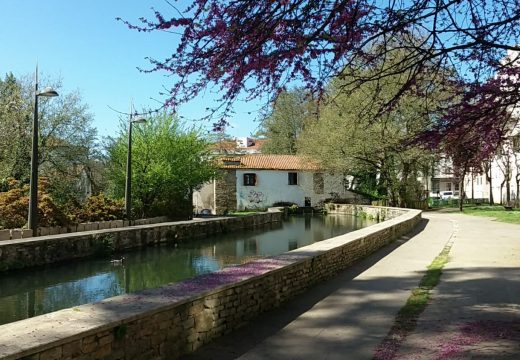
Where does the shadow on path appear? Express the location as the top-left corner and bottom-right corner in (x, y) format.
(183, 219), (430, 360)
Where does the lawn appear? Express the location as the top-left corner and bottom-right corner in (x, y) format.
(462, 205), (520, 224)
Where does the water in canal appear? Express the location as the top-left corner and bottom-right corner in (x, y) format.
(0, 214), (376, 325)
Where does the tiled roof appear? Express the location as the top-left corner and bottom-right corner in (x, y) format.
(219, 154), (321, 170)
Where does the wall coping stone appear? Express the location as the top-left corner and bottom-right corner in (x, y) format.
(0, 217), (229, 247)
(0, 213), (283, 272)
(0, 207), (420, 360)
(0, 217), (171, 241)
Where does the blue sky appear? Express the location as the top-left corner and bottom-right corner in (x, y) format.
(0, 0), (262, 138)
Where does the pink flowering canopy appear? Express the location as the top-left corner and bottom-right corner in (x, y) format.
(417, 64), (520, 168)
(119, 0), (520, 138)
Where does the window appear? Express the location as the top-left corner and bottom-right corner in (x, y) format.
(454, 183), (459, 191)
(288, 172), (298, 185)
(243, 173), (256, 186)
(432, 180), (440, 193)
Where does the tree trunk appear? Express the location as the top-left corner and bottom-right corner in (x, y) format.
(516, 177), (520, 207)
(484, 161), (494, 205)
(506, 178), (511, 203)
(459, 167), (467, 212)
(489, 178), (494, 205)
(459, 182), (465, 211)
(471, 173), (475, 200)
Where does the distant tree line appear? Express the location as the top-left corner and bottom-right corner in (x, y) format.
(0, 73), (217, 229)
(122, 1), (520, 209)
(257, 45), (515, 208)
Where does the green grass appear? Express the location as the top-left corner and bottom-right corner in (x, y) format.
(396, 243), (451, 329)
(375, 241), (452, 358)
(462, 205), (520, 224)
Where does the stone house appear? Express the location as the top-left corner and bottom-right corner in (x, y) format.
(193, 154), (356, 215)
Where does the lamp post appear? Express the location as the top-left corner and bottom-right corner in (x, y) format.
(28, 68), (58, 234)
(125, 115), (147, 220)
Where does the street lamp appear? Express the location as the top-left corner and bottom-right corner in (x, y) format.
(28, 68), (58, 234)
(125, 115), (147, 220)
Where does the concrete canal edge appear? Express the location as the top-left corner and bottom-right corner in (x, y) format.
(0, 212), (283, 272)
(0, 206), (421, 360)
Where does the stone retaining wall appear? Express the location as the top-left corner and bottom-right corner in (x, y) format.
(0, 206), (421, 360)
(215, 170), (237, 215)
(0, 217), (170, 241)
(0, 212), (283, 272)
(325, 203), (405, 221)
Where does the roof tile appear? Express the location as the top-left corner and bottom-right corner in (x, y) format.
(219, 154), (321, 170)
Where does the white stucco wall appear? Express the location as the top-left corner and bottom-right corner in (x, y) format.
(194, 170), (360, 213)
(193, 181), (215, 214)
(465, 159), (520, 203)
(235, 169), (347, 210)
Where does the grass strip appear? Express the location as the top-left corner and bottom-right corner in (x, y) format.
(373, 242), (453, 359)
(462, 206), (520, 224)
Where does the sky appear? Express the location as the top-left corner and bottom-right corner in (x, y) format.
(0, 0), (262, 138)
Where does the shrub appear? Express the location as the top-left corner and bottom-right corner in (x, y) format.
(0, 186), (27, 228)
(75, 193), (124, 222)
(0, 177), (69, 228)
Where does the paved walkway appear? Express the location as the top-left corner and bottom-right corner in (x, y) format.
(182, 211), (519, 360)
(396, 212), (520, 359)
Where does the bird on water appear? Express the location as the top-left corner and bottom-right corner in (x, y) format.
(110, 257), (125, 265)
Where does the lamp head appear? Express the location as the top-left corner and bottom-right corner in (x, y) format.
(37, 87), (59, 97)
(131, 116), (147, 124)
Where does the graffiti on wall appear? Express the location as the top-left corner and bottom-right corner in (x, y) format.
(247, 190), (265, 207)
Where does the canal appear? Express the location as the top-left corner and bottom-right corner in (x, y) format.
(0, 214), (376, 325)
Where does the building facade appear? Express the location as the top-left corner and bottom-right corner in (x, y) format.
(193, 155), (358, 214)
(464, 133), (520, 204)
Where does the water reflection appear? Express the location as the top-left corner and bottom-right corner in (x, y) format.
(0, 214), (375, 325)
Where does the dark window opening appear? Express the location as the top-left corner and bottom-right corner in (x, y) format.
(243, 173), (256, 186)
(288, 172), (298, 185)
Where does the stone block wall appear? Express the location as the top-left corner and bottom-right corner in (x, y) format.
(0, 207), (421, 360)
(0, 212), (283, 272)
(214, 170), (237, 215)
(0, 217), (170, 241)
(325, 203), (406, 221)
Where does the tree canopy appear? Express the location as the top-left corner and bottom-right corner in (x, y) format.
(0, 73), (100, 205)
(296, 49), (448, 205)
(257, 89), (315, 155)
(121, 1), (520, 133)
(105, 112), (217, 219)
